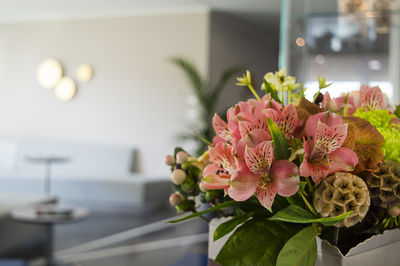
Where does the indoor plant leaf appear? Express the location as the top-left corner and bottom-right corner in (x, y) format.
(268, 205), (352, 226)
(276, 226), (318, 266)
(267, 118), (290, 160)
(216, 218), (302, 266)
(167, 200), (238, 223)
(213, 212), (254, 241)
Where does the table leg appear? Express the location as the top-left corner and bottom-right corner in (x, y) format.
(45, 223), (55, 266)
(44, 162), (52, 195)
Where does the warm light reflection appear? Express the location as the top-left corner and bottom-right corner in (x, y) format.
(296, 37), (305, 47)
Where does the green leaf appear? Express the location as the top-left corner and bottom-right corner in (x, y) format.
(167, 200), (237, 223)
(268, 205), (352, 226)
(169, 57), (207, 99)
(267, 118), (290, 160)
(276, 226), (318, 266)
(214, 212), (254, 241)
(263, 79), (281, 104)
(216, 218), (302, 266)
(394, 104), (400, 118)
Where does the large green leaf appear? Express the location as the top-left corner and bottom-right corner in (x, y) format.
(267, 118), (290, 160)
(216, 219), (302, 266)
(167, 200), (237, 223)
(214, 212), (254, 241)
(268, 205), (352, 226)
(277, 226), (318, 266)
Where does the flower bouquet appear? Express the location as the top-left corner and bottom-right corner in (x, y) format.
(165, 68), (400, 266)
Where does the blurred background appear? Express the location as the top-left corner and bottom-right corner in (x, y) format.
(0, 0), (398, 265)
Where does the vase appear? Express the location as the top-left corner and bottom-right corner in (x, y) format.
(208, 217), (400, 266)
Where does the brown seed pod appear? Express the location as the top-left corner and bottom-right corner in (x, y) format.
(364, 160), (400, 213)
(314, 172), (370, 227)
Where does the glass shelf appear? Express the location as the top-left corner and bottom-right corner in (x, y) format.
(279, 0), (400, 103)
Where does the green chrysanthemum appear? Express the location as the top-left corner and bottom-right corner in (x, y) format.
(353, 109), (400, 162)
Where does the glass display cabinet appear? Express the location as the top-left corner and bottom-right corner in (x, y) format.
(279, 0), (400, 104)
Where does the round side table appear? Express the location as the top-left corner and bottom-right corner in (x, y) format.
(10, 205), (89, 266)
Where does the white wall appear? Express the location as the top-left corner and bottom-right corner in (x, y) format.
(0, 12), (210, 175)
(0, 11), (279, 176)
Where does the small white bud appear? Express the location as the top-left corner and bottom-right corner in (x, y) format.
(169, 192), (183, 206)
(388, 204), (400, 217)
(199, 182), (208, 192)
(176, 151), (188, 164)
(164, 154), (175, 166)
(171, 169), (186, 185)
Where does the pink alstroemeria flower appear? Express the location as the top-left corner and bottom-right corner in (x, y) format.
(322, 92), (357, 115)
(201, 142), (258, 201)
(359, 85), (384, 111)
(211, 95), (298, 147)
(244, 141), (300, 209)
(300, 112), (358, 184)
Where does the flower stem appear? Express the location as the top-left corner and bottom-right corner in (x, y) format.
(248, 84), (261, 101)
(300, 191), (318, 216)
(334, 227), (340, 246)
(288, 90), (292, 104)
(305, 177), (315, 194)
(193, 210), (210, 223)
(281, 89), (284, 105)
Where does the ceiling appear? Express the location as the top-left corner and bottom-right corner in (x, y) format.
(0, 0), (281, 33)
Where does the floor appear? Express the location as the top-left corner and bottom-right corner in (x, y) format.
(52, 206), (209, 266)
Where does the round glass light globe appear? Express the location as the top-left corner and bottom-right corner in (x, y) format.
(76, 64), (93, 82)
(37, 59), (63, 89)
(54, 77), (77, 101)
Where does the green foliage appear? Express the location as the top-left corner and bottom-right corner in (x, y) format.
(167, 200), (238, 223)
(276, 226), (318, 266)
(268, 205), (352, 226)
(215, 218), (303, 266)
(170, 57), (242, 155)
(267, 118), (290, 160)
(214, 212), (254, 241)
(395, 104), (400, 118)
(318, 76), (332, 90)
(262, 79), (281, 104)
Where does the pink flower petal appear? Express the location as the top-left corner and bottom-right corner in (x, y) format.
(322, 92), (333, 110)
(360, 85), (383, 110)
(211, 135), (225, 147)
(305, 112), (344, 138)
(279, 104), (298, 138)
(256, 184), (277, 209)
(310, 122), (348, 161)
(327, 147), (359, 175)
(236, 129), (271, 161)
(262, 108), (279, 122)
(202, 165), (230, 189)
(270, 160), (300, 197)
(228, 171), (258, 201)
(209, 143), (237, 172)
(299, 159), (330, 184)
(212, 114), (231, 141)
(244, 141), (274, 175)
(238, 113), (268, 137)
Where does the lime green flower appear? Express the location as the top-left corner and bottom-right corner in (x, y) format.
(263, 67), (299, 92)
(236, 70), (252, 87)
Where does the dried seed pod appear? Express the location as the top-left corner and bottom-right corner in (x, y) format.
(314, 172), (370, 227)
(364, 160), (400, 211)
